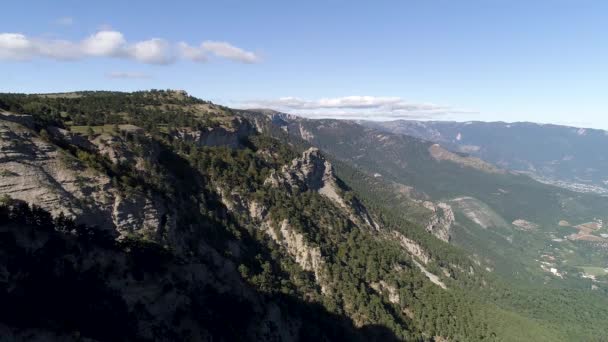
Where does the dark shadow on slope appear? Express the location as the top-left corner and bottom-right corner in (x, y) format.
(0, 202), (403, 342)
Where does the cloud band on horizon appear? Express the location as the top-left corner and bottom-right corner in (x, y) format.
(241, 96), (476, 120)
(0, 31), (260, 65)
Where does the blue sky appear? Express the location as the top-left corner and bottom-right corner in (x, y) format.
(1, 0), (608, 128)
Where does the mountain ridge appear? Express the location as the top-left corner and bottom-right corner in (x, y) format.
(1, 90), (607, 341)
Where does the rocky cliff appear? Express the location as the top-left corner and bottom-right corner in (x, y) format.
(265, 147), (379, 230)
(421, 201), (455, 242)
(172, 117), (256, 148)
(0, 115), (169, 238)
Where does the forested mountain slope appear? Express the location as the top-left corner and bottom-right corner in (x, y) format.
(251, 110), (608, 293)
(362, 120), (608, 194)
(0, 91), (607, 341)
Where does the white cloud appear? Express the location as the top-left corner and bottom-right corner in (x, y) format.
(106, 71), (151, 79)
(242, 96), (474, 120)
(178, 42), (208, 62)
(0, 31), (260, 65)
(0, 33), (83, 61)
(0, 33), (35, 60)
(55, 17), (74, 26)
(81, 30), (126, 57)
(129, 38), (173, 64)
(201, 41), (260, 63)
(265, 96), (404, 110)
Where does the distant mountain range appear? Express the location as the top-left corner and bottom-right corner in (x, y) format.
(361, 120), (608, 194)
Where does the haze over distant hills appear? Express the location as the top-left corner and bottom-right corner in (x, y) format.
(361, 120), (608, 195)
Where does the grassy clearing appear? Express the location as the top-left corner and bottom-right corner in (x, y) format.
(578, 266), (608, 276)
(69, 124), (142, 134)
(69, 125), (118, 134)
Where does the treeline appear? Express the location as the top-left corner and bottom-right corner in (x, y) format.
(0, 90), (212, 130)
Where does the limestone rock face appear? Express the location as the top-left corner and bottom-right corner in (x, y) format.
(216, 186), (268, 222)
(111, 193), (169, 237)
(48, 126), (96, 151)
(267, 219), (325, 276)
(370, 281), (400, 304)
(422, 201), (455, 242)
(90, 134), (136, 165)
(265, 148), (336, 193)
(248, 200), (267, 221)
(0, 117), (170, 238)
(392, 231), (431, 264)
(172, 117), (255, 148)
(265, 148), (379, 229)
(298, 123), (315, 142)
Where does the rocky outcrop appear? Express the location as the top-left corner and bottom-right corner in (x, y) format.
(248, 200), (267, 221)
(392, 231), (431, 264)
(389, 241), (446, 289)
(512, 219), (539, 231)
(298, 123), (315, 142)
(216, 186), (268, 221)
(422, 201), (454, 242)
(265, 219), (326, 284)
(0, 118), (170, 238)
(0, 112), (34, 128)
(265, 148), (379, 230)
(412, 260), (447, 290)
(265, 148), (339, 196)
(111, 194), (170, 237)
(215, 183), (329, 293)
(90, 134), (136, 164)
(450, 196), (510, 230)
(47, 126), (97, 151)
(214, 183), (327, 285)
(172, 117), (255, 148)
(370, 281), (400, 304)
